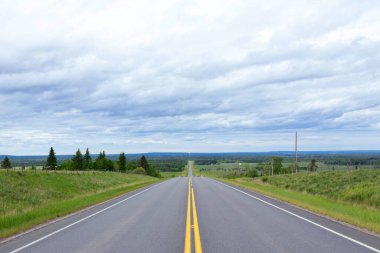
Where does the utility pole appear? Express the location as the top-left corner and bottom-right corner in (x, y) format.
(294, 131), (298, 173)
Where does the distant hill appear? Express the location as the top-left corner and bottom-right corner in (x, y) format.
(2, 150), (380, 160)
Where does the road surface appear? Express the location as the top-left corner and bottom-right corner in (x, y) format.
(1, 161), (379, 253)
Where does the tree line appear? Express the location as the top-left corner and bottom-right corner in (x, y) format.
(1, 147), (160, 177)
(258, 157), (318, 176)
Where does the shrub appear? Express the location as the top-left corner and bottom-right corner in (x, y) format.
(246, 169), (259, 178)
(130, 167), (147, 175)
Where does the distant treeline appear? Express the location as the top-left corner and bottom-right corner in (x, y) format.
(3, 152), (380, 175)
(1, 148), (161, 178)
(1, 153), (187, 173)
(319, 156), (380, 166)
(195, 154), (380, 167)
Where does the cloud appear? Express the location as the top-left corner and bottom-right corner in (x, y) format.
(0, 0), (380, 155)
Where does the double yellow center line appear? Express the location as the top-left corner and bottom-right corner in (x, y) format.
(184, 178), (203, 253)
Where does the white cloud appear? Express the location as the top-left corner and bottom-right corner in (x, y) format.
(0, 0), (380, 154)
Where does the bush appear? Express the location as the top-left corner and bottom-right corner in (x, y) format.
(130, 167), (147, 175)
(246, 169), (259, 178)
(261, 176), (268, 183)
(222, 171), (245, 179)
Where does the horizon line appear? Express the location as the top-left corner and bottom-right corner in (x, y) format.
(2, 150), (380, 157)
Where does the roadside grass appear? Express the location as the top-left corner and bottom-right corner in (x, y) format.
(197, 162), (258, 171)
(161, 171), (186, 178)
(0, 170), (159, 238)
(208, 170), (380, 234)
(262, 170), (380, 209)
(198, 162), (375, 172)
(184, 164), (188, 177)
(190, 162), (202, 176)
(200, 169), (246, 178)
(282, 162), (375, 171)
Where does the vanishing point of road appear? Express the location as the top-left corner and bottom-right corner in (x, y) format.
(1, 161), (379, 253)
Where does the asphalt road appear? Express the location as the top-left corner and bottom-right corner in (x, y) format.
(1, 161), (379, 253)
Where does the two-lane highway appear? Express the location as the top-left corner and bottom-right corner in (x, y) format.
(1, 161), (379, 253)
(1, 178), (188, 253)
(193, 176), (380, 253)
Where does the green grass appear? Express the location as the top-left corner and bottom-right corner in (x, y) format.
(160, 171), (186, 178)
(209, 170), (380, 234)
(262, 170), (380, 209)
(200, 169), (247, 178)
(198, 162), (258, 171)
(0, 170), (159, 238)
(198, 162), (375, 173)
(191, 162), (201, 176)
(281, 162), (375, 171)
(184, 164), (188, 176)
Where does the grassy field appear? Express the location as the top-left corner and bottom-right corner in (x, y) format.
(260, 170), (380, 209)
(161, 171), (186, 178)
(209, 170), (380, 234)
(197, 162), (258, 171)
(0, 170), (159, 238)
(199, 169), (248, 178)
(190, 162), (201, 176)
(198, 162), (375, 172)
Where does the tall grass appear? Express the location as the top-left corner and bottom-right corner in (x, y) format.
(217, 169), (380, 234)
(161, 171), (186, 178)
(0, 170), (159, 238)
(263, 170), (380, 209)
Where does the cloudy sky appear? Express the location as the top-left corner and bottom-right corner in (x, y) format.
(1, 0), (380, 155)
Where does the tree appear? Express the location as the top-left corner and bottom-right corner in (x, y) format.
(139, 155), (150, 173)
(261, 162), (272, 176)
(139, 155), (159, 177)
(105, 159), (115, 171)
(1, 156), (12, 171)
(272, 156), (283, 175)
(94, 152), (104, 171)
(309, 159), (318, 172)
(281, 165), (292, 174)
(46, 147), (57, 171)
(94, 151), (114, 171)
(126, 161), (137, 171)
(118, 152), (127, 172)
(246, 168), (259, 177)
(72, 149), (84, 171)
(84, 148), (92, 170)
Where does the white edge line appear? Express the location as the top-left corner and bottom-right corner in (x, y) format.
(8, 181), (164, 253)
(211, 178), (380, 253)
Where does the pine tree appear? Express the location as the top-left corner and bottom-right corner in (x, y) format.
(83, 148), (92, 170)
(94, 152), (102, 171)
(1, 156), (12, 170)
(94, 151), (114, 171)
(271, 156), (283, 175)
(139, 155), (158, 177)
(308, 159), (318, 172)
(46, 147), (57, 170)
(139, 155), (149, 172)
(118, 152), (127, 172)
(72, 149), (84, 171)
(98, 151), (105, 160)
(95, 151), (105, 171)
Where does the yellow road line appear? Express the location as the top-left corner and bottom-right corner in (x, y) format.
(191, 186), (203, 253)
(184, 178), (191, 253)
